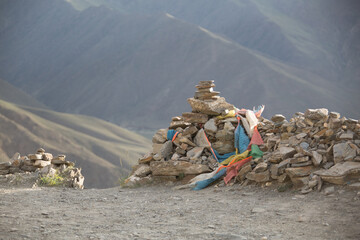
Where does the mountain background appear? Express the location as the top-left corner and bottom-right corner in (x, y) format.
(0, 0), (359, 187)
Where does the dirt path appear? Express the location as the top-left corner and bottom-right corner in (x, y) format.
(0, 184), (359, 240)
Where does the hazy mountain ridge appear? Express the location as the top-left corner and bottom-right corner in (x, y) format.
(70, 0), (360, 84)
(0, 99), (151, 188)
(0, 0), (359, 132)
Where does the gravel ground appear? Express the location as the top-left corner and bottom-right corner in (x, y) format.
(0, 183), (360, 240)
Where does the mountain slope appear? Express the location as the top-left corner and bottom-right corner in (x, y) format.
(0, 0), (358, 131)
(0, 99), (151, 188)
(0, 78), (48, 109)
(70, 0), (360, 83)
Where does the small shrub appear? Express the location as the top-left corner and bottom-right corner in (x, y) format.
(40, 172), (65, 186)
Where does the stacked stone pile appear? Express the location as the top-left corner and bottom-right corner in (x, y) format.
(258, 109), (360, 192)
(0, 148), (84, 189)
(194, 80), (220, 101)
(127, 81), (360, 192)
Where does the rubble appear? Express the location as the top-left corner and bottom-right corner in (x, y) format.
(0, 149), (84, 189)
(126, 80), (360, 193)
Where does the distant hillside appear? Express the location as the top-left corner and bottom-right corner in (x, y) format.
(0, 99), (151, 188)
(0, 0), (359, 132)
(68, 0), (360, 87)
(0, 79), (48, 109)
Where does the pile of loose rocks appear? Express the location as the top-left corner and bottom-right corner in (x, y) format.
(0, 148), (84, 189)
(258, 109), (360, 192)
(126, 81), (360, 192)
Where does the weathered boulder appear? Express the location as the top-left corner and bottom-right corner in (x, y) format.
(133, 164), (152, 177)
(314, 161), (360, 185)
(246, 170), (270, 182)
(187, 97), (235, 116)
(279, 147), (297, 160)
(212, 141), (235, 155)
(285, 166), (315, 178)
(271, 114), (286, 123)
(333, 142), (357, 163)
(169, 120), (191, 129)
(34, 160), (51, 168)
(0, 162), (11, 170)
(182, 112), (208, 124)
(150, 161), (211, 176)
(138, 153), (154, 164)
(304, 108), (328, 121)
(152, 129), (168, 144)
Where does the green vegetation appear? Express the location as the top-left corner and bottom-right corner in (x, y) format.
(40, 171), (65, 187)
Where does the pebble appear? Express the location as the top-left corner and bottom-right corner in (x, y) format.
(252, 207), (266, 213)
(323, 186), (335, 195)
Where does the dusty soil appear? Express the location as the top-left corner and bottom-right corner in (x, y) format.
(0, 183), (360, 240)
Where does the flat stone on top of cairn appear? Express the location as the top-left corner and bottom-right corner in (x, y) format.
(194, 80), (220, 101)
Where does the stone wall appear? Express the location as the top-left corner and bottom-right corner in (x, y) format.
(126, 81), (360, 192)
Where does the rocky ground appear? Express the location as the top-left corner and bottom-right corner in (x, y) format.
(1, 183), (359, 240)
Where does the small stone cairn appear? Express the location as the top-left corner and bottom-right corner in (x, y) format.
(127, 80), (360, 193)
(0, 148), (84, 189)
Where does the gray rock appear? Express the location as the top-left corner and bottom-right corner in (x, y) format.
(0, 169), (10, 175)
(42, 153), (53, 161)
(215, 129), (234, 142)
(33, 160), (51, 168)
(333, 142), (357, 163)
(186, 147), (204, 159)
(304, 108), (328, 120)
(311, 151), (322, 166)
(251, 207), (266, 213)
(314, 162), (360, 185)
(182, 126), (198, 136)
(246, 170), (270, 182)
(159, 141), (174, 160)
(339, 132), (354, 140)
(194, 129), (210, 147)
(182, 112), (208, 124)
(133, 164), (151, 177)
(175, 147), (186, 155)
(150, 161), (211, 176)
(28, 154), (43, 160)
(329, 118), (342, 129)
(254, 162), (268, 173)
(204, 118), (217, 134)
(329, 112), (340, 119)
(169, 120), (191, 129)
(279, 147), (297, 159)
(152, 143), (163, 155)
(152, 129), (168, 144)
(285, 166), (315, 178)
(323, 186), (335, 195)
(296, 133), (307, 139)
(171, 153), (181, 161)
(0, 162), (11, 170)
(212, 141), (235, 155)
(271, 114), (286, 123)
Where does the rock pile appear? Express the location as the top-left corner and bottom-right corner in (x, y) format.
(127, 81), (360, 192)
(0, 148), (84, 189)
(259, 109), (360, 192)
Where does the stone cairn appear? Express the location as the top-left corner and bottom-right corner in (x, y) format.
(127, 80), (360, 192)
(0, 148), (84, 189)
